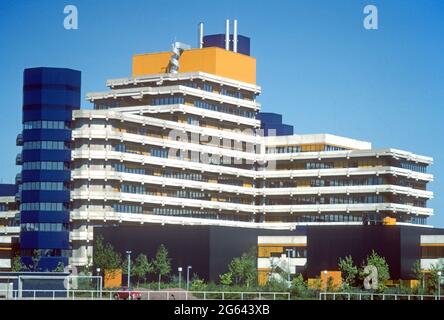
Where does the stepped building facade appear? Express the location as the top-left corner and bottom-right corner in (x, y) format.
(0, 21), (441, 282)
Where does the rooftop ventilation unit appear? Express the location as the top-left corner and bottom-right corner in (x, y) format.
(168, 41), (191, 73)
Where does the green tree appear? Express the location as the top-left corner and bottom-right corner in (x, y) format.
(93, 235), (122, 270)
(153, 244), (172, 290)
(122, 256), (133, 275)
(133, 254), (153, 286)
(219, 272), (233, 286)
(326, 276), (335, 292)
(411, 260), (425, 293)
(11, 255), (23, 272)
(311, 277), (322, 291)
(264, 275), (289, 292)
(93, 235), (122, 282)
(190, 276), (207, 291)
(361, 250), (390, 292)
(290, 273), (307, 297)
(228, 248), (257, 288)
(426, 263), (444, 295)
(338, 255), (358, 289)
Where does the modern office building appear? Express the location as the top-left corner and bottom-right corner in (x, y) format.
(0, 20), (441, 280)
(18, 67), (80, 270)
(0, 184), (19, 271)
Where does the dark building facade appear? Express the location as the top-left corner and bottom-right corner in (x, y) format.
(96, 224), (444, 282)
(203, 34), (251, 56)
(256, 112), (294, 136)
(19, 67), (81, 271)
(96, 225), (304, 281)
(305, 225), (444, 279)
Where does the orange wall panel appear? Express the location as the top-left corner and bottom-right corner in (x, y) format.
(133, 52), (171, 75)
(257, 268), (271, 286)
(320, 271), (342, 290)
(104, 269), (123, 289)
(132, 47), (256, 84)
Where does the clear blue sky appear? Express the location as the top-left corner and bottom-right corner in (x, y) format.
(0, 0), (443, 226)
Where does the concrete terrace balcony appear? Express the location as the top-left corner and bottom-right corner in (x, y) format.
(70, 168), (433, 199)
(86, 84), (261, 111)
(69, 190), (433, 217)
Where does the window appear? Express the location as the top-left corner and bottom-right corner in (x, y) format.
(114, 144), (126, 152)
(202, 84), (213, 92)
(400, 161), (427, 173)
(22, 182), (65, 191)
(266, 145), (301, 154)
(112, 163), (146, 175)
(20, 202), (66, 211)
(151, 148), (169, 158)
(193, 100), (254, 118)
(220, 88), (243, 99)
(23, 141), (69, 150)
(305, 162), (333, 169)
(182, 82), (198, 89)
(325, 145), (346, 151)
(152, 97), (184, 105)
(23, 121), (69, 130)
(121, 184), (146, 194)
(187, 116), (200, 126)
(23, 161), (65, 170)
(112, 204), (143, 214)
(21, 223), (69, 232)
(153, 208), (218, 219)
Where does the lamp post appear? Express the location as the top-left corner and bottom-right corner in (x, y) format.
(186, 266), (192, 291)
(438, 271), (442, 299)
(126, 251), (132, 289)
(323, 270), (328, 300)
(96, 268), (101, 296)
(178, 267), (183, 289)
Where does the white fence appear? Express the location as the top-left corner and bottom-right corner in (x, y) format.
(0, 289), (290, 300)
(319, 292), (444, 300)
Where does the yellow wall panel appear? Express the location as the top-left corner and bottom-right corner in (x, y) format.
(383, 217), (397, 225)
(133, 52), (171, 75)
(258, 269), (271, 286)
(104, 269), (122, 289)
(132, 47), (256, 84)
(320, 271), (342, 290)
(258, 246), (283, 258)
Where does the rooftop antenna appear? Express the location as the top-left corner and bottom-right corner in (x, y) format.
(198, 22), (204, 48)
(233, 19), (238, 53)
(225, 19), (230, 50)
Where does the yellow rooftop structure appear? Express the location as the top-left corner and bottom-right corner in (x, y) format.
(132, 47), (256, 85)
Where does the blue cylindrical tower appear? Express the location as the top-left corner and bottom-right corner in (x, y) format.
(19, 67), (80, 271)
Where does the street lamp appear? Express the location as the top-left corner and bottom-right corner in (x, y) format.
(96, 268), (101, 291)
(438, 271), (442, 299)
(186, 266), (192, 291)
(323, 270), (328, 299)
(126, 251), (132, 289)
(96, 268), (102, 298)
(178, 267), (183, 289)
